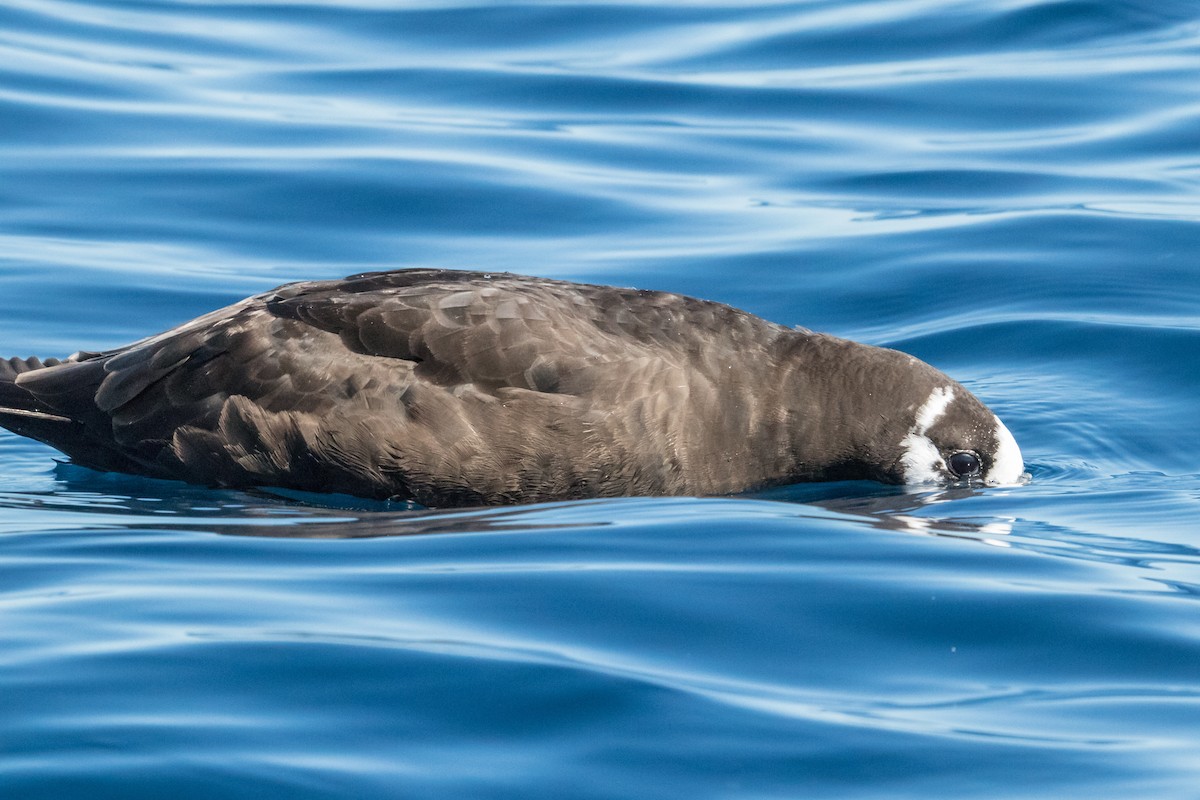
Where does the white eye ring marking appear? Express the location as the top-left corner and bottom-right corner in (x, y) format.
(900, 386), (954, 484)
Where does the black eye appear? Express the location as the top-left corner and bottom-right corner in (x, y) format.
(947, 451), (981, 478)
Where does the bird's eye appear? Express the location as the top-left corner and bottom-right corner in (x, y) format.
(947, 451), (981, 478)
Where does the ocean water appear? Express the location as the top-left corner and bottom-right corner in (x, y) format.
(2, 1), (1199, 797)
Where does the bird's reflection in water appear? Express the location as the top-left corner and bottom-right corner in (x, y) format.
(6, 463), (1015, 543)
(817, 488), (1015, 546)
(750, 480), (1016, 545)
(237, 491), (604, 540)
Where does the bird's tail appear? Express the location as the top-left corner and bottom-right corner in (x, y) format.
(0, 356), (75, 442)
(0, 353), (159, 477)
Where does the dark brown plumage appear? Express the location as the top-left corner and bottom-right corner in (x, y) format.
(0, 269), (1024, 506)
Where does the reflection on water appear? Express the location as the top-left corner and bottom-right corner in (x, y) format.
(2, 461), (1023, 542)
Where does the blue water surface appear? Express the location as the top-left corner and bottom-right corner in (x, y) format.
(2, 1), (1200, 797)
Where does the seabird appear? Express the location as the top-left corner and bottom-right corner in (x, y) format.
(0, 269), (1025, 506)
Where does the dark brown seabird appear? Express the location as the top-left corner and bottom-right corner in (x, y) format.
(0, 269), (1024, 507)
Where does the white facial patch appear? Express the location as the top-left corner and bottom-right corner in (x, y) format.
(900, 386), (955, 484)
(985, 415), (1025, 486)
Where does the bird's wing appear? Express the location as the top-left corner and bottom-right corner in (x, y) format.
(8, 270), (782, 500)
(260, 269), (733, 395)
